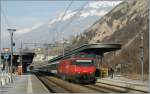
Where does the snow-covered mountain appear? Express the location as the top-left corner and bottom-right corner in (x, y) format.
(3, 1), (122, 49)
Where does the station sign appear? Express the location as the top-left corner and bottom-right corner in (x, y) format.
(3, 48), (10, 60)
(3, 48), (10, 52)
(3, 54), (9, 60)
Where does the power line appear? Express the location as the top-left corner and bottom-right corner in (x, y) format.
(49, 0), (73, 55)
(60, 1), (89, 39)
(1, 9), (11, 28)
(49, 1), (74, 43)
(2, 5), (58, 7)
(55, 0), (73, 34)
(53, 1), (89, 43)
(60, 1), (89, 55)
(0, 0), (1, 66)
(2, 9), (19, 43)
(59, 1), (74, 24)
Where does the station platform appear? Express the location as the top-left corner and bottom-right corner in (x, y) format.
(0, 74), (49, 94)
(97, 75), (149, 92)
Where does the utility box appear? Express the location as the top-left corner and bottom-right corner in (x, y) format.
(17, 65), (23, 75)
(101, 68), (108, 78)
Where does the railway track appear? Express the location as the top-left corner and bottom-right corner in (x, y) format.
(36, 73), (148, 93)
(83, 81), (148, 93)
(95, 81), (149, 93)
(83, 84), (122, 93)
(37, 76), (71, 93)
(36, 75), (99, 93)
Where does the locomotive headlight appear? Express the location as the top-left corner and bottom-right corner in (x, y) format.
(90, 72), (92, 74)
(78, 71), (81, 74)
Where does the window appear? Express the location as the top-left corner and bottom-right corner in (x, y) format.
(73, 60), (94, 66)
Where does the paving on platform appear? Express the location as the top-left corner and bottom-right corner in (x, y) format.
(0, 73), (50, 94)
(97, 75), (149, 93)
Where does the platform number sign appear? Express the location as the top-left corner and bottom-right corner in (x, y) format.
(4, 54), (9, 60)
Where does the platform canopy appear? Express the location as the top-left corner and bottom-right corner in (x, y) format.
(49, 43), (121, 63)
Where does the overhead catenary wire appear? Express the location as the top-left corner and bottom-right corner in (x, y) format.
(1, 9), (11, 28)
(60, 1), (90, 41)
(55, 1), (74, 41)
(58, 1), (74, 25)
(49, 1), (74, 43)
(0, 1), (1, 65)
(47, 1), (89, 44)
(2, 9), (19, 43)
(46, 1), (74, 55)
(59, 1), (89, 55)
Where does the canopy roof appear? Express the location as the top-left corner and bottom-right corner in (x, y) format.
(49, 43), (121, 63)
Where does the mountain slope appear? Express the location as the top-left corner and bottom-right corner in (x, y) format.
(68, 0), (149, 79)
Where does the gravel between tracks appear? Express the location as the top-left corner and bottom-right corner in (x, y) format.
(36, 74), (148, 93)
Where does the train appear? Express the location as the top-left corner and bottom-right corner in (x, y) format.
(30, 55), (97, 84)
(50, 57), (96, 83)
(30, 43), (122, 83)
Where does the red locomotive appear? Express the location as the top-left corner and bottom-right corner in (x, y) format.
(48, 57), (96, 83)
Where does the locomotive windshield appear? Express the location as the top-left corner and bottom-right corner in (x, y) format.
(73, 60), (94, 66)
